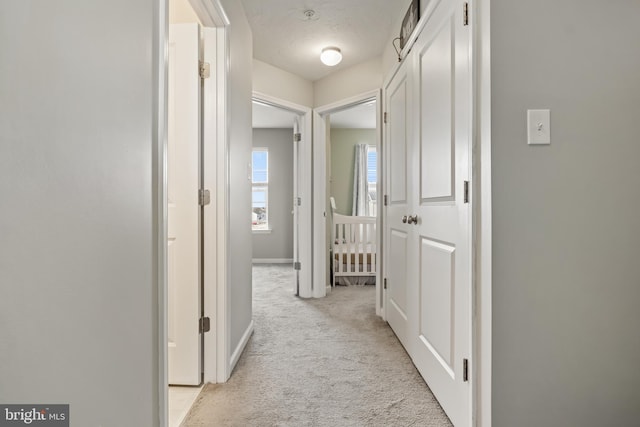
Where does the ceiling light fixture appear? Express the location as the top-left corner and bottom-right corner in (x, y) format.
(320, 47), (342, 66)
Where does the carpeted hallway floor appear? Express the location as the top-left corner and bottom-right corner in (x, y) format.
(182, 264), (452, 427)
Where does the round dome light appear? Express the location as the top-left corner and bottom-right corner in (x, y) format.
(320, 47), (342, 66)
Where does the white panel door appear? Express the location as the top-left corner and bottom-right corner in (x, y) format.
(409, 1), (472, 425)
(168, 23), (201, 386)
(384, 60), (412, 347)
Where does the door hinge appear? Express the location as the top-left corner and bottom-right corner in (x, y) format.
(463, 181), (469, 204)
(383, 194), (389, 206)
(383, 112), (388, 124)
(294, 133), (301, 142)
(294, 262), (301, 271)
(463, 2), (469, 26)
(199, 317), (211, 333)
(295, 197), (302, 206)
(199, 189), (211, 206)
(463, 358), (469, 382)
(199, 61), (210, 79)
(384, 278), (387, 290)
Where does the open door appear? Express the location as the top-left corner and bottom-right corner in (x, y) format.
(292, 118), (301, 295)
(168, 23), (202, 386)
(312, 110), (327, 298)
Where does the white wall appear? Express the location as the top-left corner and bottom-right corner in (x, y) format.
(170, 0), (201, 23)
(252, 128), (294, 260)
(313, 57), (383, 107)
(382, 0), (434, 78)
(0, 1), (161, 425)
(220, 0), (254, 362)
(253, 59), (314, 107)
(382, 0), (409, 77)
(491, 1), (640, 426)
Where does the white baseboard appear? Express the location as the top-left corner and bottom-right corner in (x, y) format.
(229, 320), (254, 374)
(252, 258), (293, 264)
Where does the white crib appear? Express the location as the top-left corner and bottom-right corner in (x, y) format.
(330, 198), (377, 286)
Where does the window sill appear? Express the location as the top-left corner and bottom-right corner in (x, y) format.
(252, 228), (273, 234)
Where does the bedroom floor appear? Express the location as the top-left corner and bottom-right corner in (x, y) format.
(181, 264), (452, 426)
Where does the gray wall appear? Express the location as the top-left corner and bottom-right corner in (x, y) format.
(0, 1), (160, 425)
(330, 128), (377, 215)
(0, 0), (254, 423)
(491, 1), (640, 426)
(221, 0), (254, 362)
(252, 128), (294, 260)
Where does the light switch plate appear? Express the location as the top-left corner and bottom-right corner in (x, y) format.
(527, 109), (551, 145)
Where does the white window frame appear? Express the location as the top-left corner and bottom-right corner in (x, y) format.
(367, 146), (377, 216)
(252, 148), (269, 231)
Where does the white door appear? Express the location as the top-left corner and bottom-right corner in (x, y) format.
(383, 1), (473, 425)
(409, 1), (472, 425)
(384, 60), (412, 347)
(168, 23), (201, 386)
(292, 118), (300, 295)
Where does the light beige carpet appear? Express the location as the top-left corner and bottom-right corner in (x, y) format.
(182, 264), (452, 427)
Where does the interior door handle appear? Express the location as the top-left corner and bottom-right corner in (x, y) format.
(402, 215), (408, 224)
(407, 214), (419, 225)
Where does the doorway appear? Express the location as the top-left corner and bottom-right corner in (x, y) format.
(165, 0), (229, 425)
(313, 90), (383, 314)
(250, 100), (297, 272)
(252, 92), (313, 296)
(326, 100), (379, 300)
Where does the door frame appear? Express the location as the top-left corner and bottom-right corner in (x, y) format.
(475, 0), (492, 425)
(154, 2), (168, 424)
(252, 91), (313, 297)
(157, 0), (230, 425)
(313, 89), (384, 312)
(186, 0), (230, 385)
(153, 1), (493, 426)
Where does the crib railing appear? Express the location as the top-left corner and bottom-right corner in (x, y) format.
(333, 213), (377, 277)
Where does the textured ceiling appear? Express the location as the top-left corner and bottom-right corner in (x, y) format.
(240, 0), (403, 81)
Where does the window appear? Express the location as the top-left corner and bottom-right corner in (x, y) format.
(367, 146), (377, 215)
(252, 148), (269, 230)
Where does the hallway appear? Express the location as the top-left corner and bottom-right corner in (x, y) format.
(182, 264), (452, 426)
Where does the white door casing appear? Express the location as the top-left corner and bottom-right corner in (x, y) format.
(168, 23), (202, 386)
(201, 25), (218, 384)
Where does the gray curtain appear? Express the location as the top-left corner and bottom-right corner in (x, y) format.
(352, 144), (369, 216)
